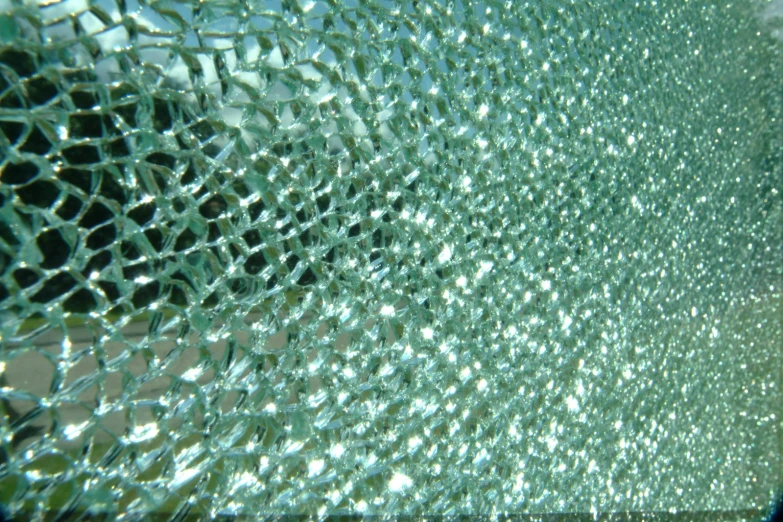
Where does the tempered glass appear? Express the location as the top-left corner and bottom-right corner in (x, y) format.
(0, 0), (781, 519)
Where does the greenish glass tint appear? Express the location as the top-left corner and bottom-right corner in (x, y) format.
(0, 0), (780, 519)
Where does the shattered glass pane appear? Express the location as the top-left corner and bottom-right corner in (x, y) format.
(0, 0), (781, 518)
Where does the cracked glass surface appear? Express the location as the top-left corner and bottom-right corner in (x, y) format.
(0, 0), (781, 518)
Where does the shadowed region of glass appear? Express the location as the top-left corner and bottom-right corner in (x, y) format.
(0, 0), (781, 519)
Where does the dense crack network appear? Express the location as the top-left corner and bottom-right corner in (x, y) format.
(0, 0), (781, 518)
